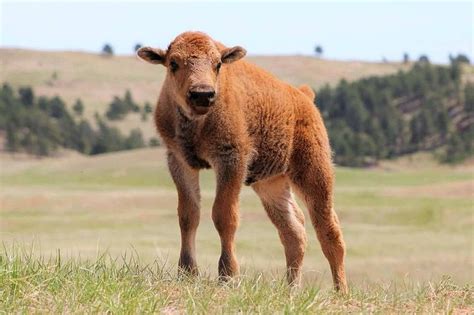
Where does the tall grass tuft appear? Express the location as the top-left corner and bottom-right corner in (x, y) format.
(1, 243), (472, 313)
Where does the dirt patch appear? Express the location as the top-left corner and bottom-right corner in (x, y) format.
(383, 180), (474, 199)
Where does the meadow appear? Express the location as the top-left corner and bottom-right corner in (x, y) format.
(1, 148), (473, 313)
(1, 47), (473, 313)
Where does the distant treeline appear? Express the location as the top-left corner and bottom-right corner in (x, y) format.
(316, 60), (473, 165)
(0, 84), (159, 156)
(105, 90), (153, 121)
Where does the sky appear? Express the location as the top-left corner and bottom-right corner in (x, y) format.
(1, 1), (472, 63)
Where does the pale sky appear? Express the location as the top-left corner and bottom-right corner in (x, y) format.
(1, 1), (472, 63)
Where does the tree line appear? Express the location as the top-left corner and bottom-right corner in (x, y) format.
(1, 58), (472, 164)
(316, 59), (472, 165)
(0, 84), (159, 156)
(105, 90), (153, 121)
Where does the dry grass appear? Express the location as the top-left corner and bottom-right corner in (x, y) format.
(1, 148), (473, 312)
(1, 247), (472, 313)
(1, 148), (473, 278)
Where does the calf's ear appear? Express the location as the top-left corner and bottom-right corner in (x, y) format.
(221, 46), (247, 64)
(137, 47), (166, 65)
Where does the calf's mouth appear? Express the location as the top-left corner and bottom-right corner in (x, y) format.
(193, 105), (211, 115)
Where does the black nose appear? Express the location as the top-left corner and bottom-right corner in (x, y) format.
(188, 90), (215, 100)
(187, 86), (216, 106)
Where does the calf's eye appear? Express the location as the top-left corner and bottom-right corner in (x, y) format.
(170, 61), (179, 72)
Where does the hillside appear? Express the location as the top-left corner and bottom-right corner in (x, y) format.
(0, 48), (412, 138)
(1, 49), (472, 165)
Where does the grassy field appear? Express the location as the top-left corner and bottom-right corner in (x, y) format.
(1, 250), (472, 313)
(1, 148), (473, 312)
(0, 48), (413, 139)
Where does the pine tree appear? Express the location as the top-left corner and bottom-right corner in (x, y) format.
(102, 44), (114, 56)
(73, 99), (84, 116)
(19, 87), (34, 107)
(314, 45), (323, 58)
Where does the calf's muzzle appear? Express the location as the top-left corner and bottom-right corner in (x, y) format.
(187, 85), (216, 108)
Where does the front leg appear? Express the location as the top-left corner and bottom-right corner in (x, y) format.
(211, 148), (246, 280)
(167, 151), (201, 275)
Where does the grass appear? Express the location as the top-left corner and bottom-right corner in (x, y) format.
(1, 246), (472, 313)
(1, 148), (473, 312)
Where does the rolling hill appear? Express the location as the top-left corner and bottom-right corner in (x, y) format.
(0, 48), (412, 138)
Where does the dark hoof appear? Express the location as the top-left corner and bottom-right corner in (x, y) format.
(218, 253), (239, 279)
(178, 253), (198, 277)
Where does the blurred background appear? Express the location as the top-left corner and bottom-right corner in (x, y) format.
(1, 0), (472, 287)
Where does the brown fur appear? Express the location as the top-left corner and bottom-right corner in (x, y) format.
(138, 31), (347, 292)
(298, 84), (316, 101)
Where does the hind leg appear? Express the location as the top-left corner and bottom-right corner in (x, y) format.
(252, 175), (307, 285)
(289, 147), (348, 293)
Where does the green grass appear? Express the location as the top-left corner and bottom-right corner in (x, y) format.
(336, 166), (472, 187)
(1, 148), (473, 312)
(1, 246), (472, 314)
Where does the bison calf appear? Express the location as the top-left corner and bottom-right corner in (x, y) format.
(137, 31), (347, 292)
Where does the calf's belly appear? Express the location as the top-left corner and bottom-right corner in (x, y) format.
(244, 140), (292, 185)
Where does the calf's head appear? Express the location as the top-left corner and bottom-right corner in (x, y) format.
(137, 32), (246, 116)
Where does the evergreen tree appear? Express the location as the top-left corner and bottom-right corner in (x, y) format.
(141, 102), (153, 121)
(418, 55), (430, 63)
(91, 117), (125, 154)
(76, 120), (95, 154)
(403, 53), (409, 64)
(5, 122), (20, 152)
(450, 53), (470, 64)
(48, 96), (68, 119)
(125, 129), (145, 149)
(464, 83), (474, 113)
(314, 45), (323, 58)
(19, 87), (34, 107)
(106, 90), (140, 120)
(106, 96), (126, 120)
(124, 90), (139, 112)
(143, 102), (153, 114)
(149, 137), (160, 147)
(73, 99), (84, 116)
(102, 44), (114, 56)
